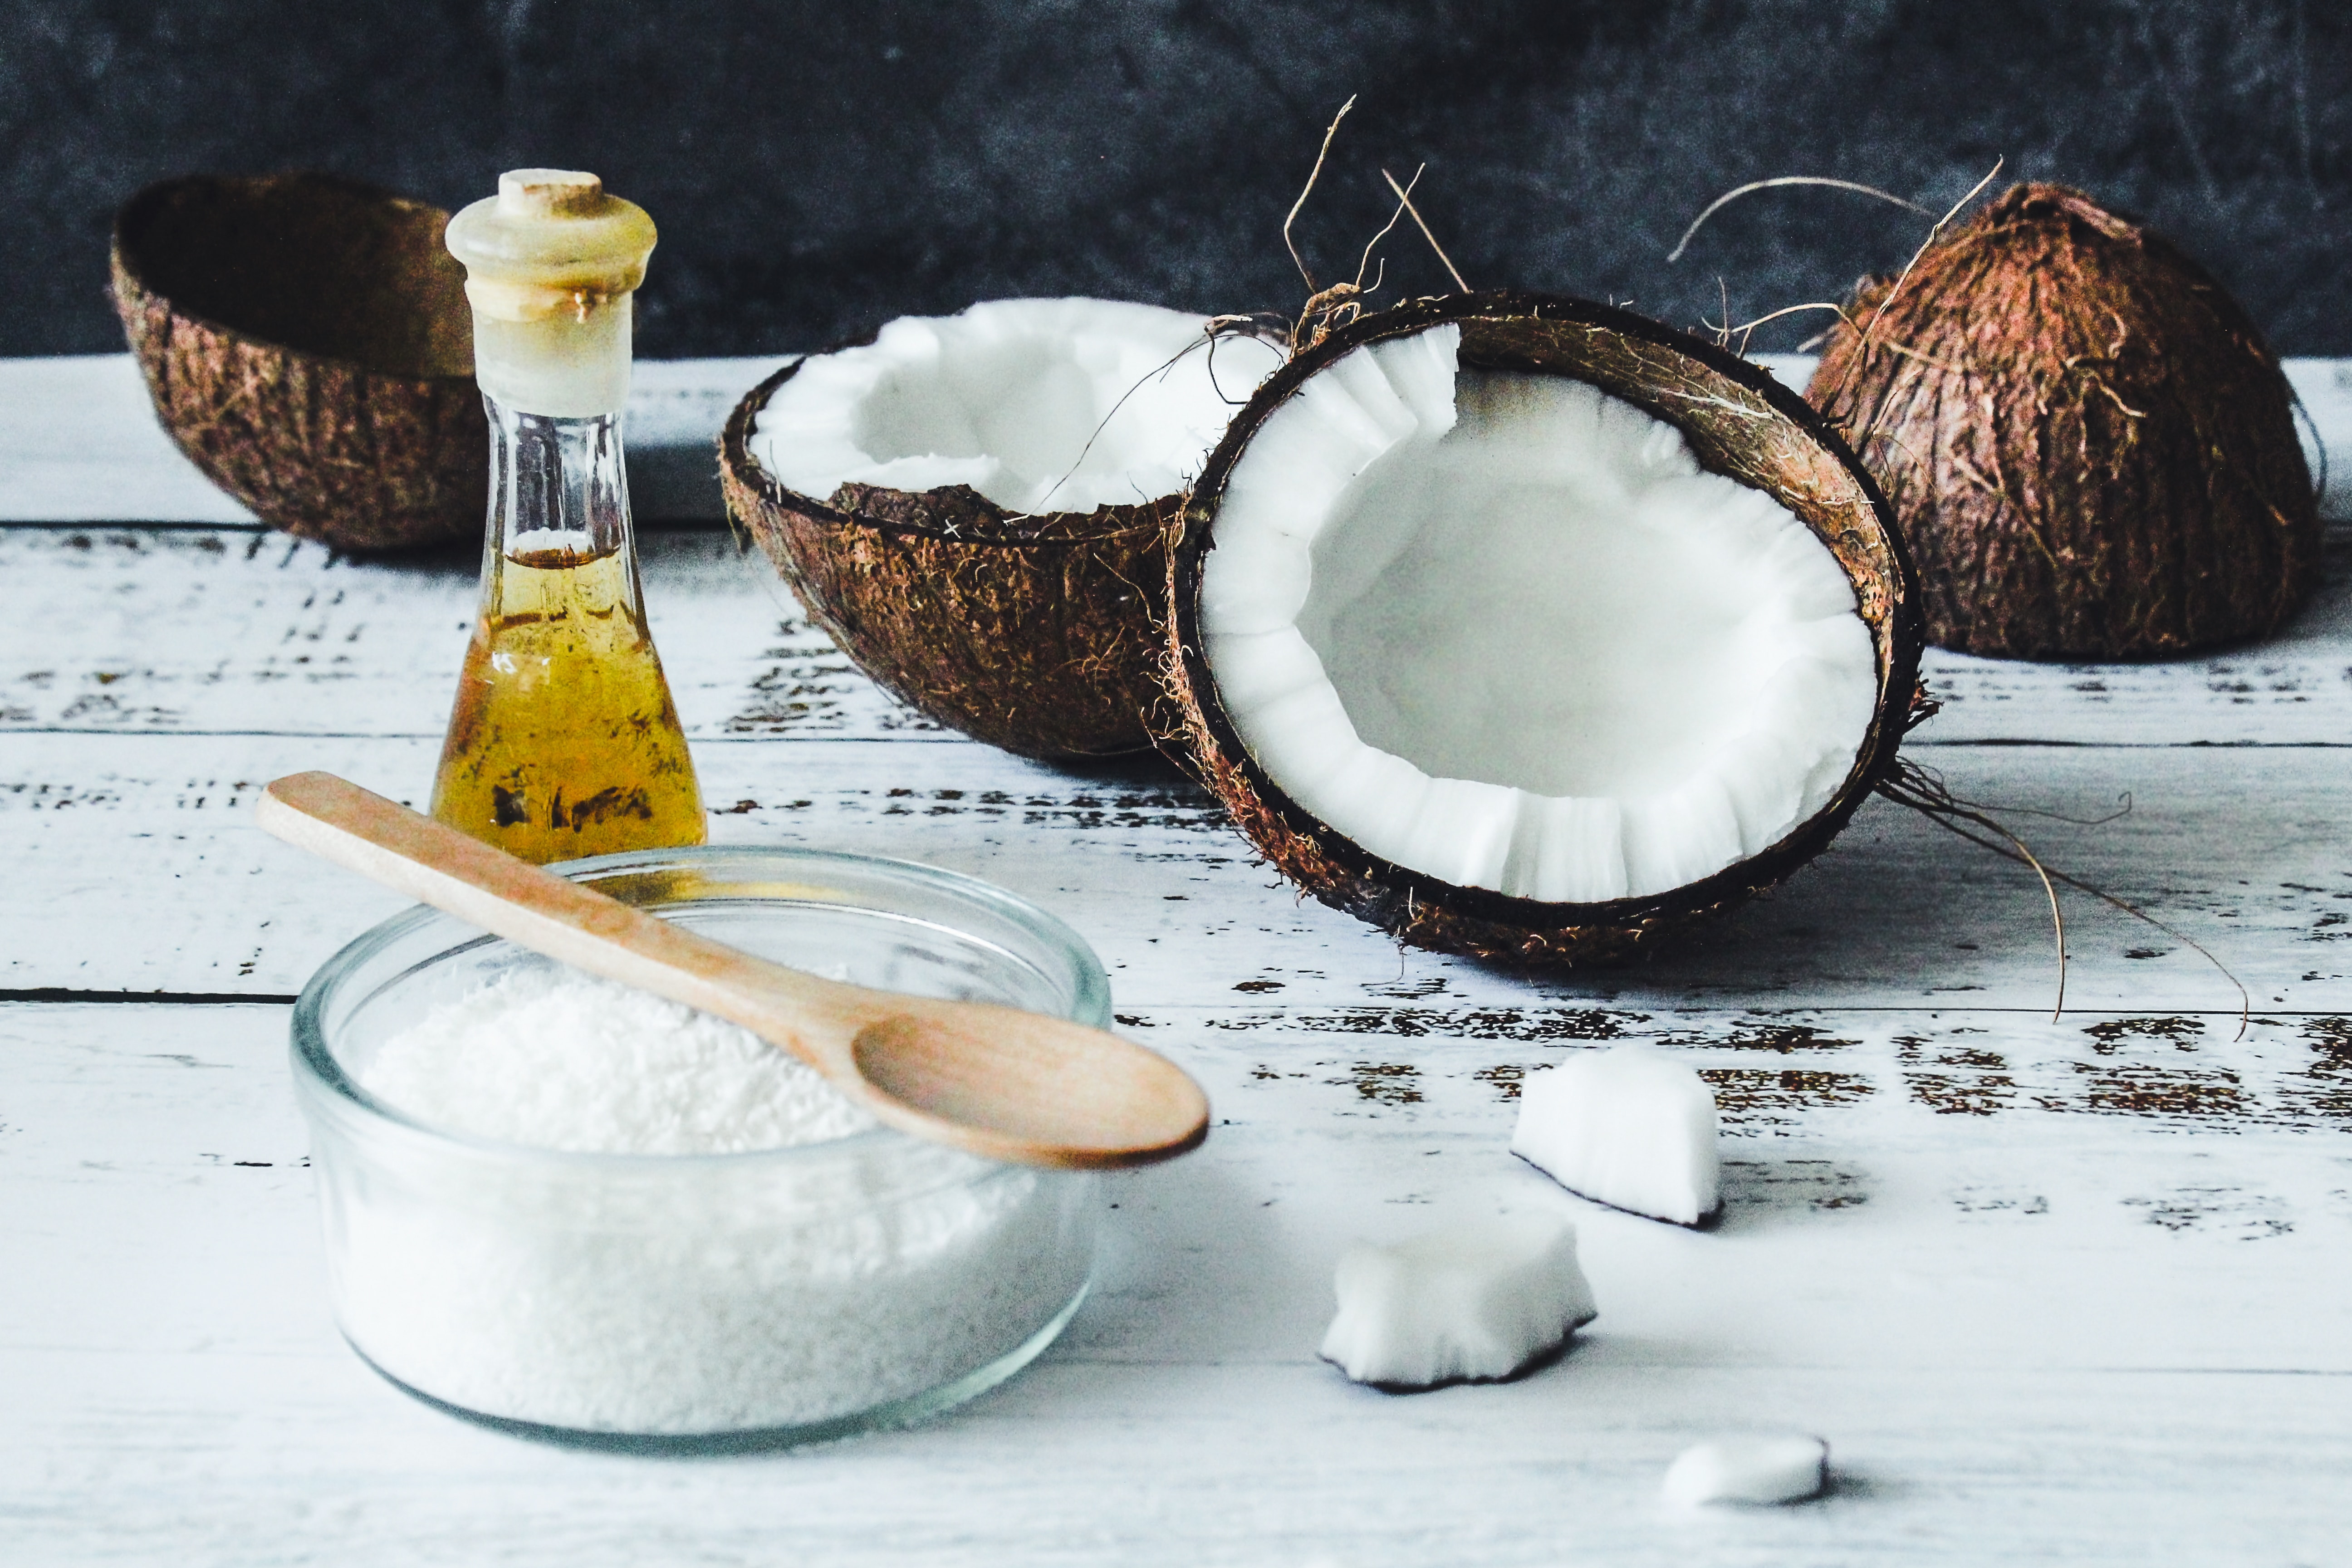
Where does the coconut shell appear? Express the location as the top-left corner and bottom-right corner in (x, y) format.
(1165, 290), (1921, 966)
(111, 172), (486, 554)
(720, 358), (1171, 760)
(1806, 183), (2319, 659)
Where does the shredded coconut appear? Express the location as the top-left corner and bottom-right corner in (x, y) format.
(322, 964), (1094, 1438)
(359, 967), (876, 1153)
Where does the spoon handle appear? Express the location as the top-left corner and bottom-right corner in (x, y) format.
(255, 771), (865, 1075)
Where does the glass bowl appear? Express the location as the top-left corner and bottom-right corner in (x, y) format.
(289, 844), (1109, 1451)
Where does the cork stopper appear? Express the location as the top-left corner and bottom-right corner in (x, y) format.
(498, 168), (608, 219)
(445, 169), (657, 417)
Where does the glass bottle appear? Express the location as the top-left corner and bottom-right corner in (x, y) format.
(431, 169), (704, 862)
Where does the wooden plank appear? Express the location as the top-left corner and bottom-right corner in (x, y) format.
(1911, 607), (2352, 745)
(0, 356), (253, 524)
(2, 522), (2349, 746)
(4, 1002), (2348, 1564)
(1, 731), (2344, 1016)
(0, 354), (789, 526)
(0, 526), (928, 741)
(11, 1357), (2348, 1565)
(6, 353), (2347, 526)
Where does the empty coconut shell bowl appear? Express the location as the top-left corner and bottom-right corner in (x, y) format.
(111, 171), (486, 553)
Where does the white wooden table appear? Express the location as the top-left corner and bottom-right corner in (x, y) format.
(4, 353), (2351, 1566)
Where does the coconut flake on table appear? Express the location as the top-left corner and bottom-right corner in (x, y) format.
(1318, 1213), (1597, 1388)
(358, 966), (876, 1153)
(749, 297), (1285, 515)
(1510, 1046), (1721, 1226)
(1660, 1435), (1830, 1506)
(1199, 323), (1877, 903)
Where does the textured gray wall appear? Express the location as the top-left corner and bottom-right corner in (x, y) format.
(7, 0), (2346, 359)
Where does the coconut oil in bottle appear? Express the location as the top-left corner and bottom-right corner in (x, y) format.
(431, 169), (704, 862)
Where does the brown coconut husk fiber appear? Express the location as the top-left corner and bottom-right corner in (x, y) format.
(720, 357), (1181, 759)
(1164, 290), (1923, 966)
(111, 172), (485, 553)
(1807, 183), (2319, 659)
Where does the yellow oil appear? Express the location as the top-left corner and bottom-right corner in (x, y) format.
(430, 543), (706, 863)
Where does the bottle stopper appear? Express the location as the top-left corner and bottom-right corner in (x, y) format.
(445, 169), (657, 417)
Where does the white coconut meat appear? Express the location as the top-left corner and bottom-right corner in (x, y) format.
(1511, 1046), (1722, 1225)
(1199, 325), (1879, 904)
(1661, 1436), (1831, 1506)
(1318, 1214), (1597, 1387)
(750, 297), (1286, 514)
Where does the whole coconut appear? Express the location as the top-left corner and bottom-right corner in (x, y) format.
(1806, 183), (2318, 659)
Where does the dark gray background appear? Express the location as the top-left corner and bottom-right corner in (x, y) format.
(6, 0), (2345, 360)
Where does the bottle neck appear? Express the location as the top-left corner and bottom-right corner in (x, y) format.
(481, 394), (636, 558)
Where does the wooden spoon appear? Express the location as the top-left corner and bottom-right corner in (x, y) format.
(257, 771), (1209, 1170)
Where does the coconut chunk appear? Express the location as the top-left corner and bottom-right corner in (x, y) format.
(750, 298), (1283, 515)
(1660, 1436), (1830, 1506)
(1318, 1213), (1598, 1388)
(1510, 1046), (1721, 1226)
(1200, 323), (1878, 905)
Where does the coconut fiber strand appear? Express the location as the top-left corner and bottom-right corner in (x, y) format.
(1807, 184), (2318, 660)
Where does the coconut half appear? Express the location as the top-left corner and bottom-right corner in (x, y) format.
(1166, 292), (1920, 964)
(720, 299), (1284, 758)
(111, 172), (485, 553)
(1807, 184), (2320, 659)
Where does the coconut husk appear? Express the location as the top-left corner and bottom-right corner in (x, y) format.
(1165, 290), (1921, 966)
(720, 359), (1172, 759)
(111, 172), (485, 554)
(1806, 183), (2318, 659)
